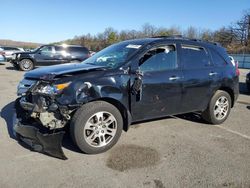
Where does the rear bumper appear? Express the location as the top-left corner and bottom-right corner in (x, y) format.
(13, 115), (67, 160)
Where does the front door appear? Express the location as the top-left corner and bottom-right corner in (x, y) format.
(131, 44), (183, 121)
(34, 46), (57, 65)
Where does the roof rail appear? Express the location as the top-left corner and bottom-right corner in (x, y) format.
(152, 35), (220, 46)
(151, 35), (184, 39)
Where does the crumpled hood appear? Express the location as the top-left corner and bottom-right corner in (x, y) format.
(13, 51), (36, 55)
(24, 63), (106, 80)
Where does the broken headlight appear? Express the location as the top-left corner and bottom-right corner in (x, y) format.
(37, 82), (71, 95)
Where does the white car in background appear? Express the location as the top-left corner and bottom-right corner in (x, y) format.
(0, 54), (5, 63)
(0, 46), (24, 61)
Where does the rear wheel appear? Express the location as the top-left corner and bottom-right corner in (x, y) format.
(19, 59), (34, 71)
(70, 101), (123, 154)
(202, 90), (231, 124)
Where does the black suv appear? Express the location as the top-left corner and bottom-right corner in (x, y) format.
(13, 37), (239, 159)
(11, 45), (90, 71)
(246, 71), (250, 92)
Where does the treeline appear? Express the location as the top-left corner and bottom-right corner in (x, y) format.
(58, 10), (250, 54)
(0, 39), (42, 49)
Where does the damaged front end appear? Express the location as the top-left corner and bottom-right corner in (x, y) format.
(13, 78), (76, 160)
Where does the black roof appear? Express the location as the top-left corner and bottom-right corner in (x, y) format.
(119, 36), (221, 49)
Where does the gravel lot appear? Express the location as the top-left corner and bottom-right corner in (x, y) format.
(0, 62), (250, 188)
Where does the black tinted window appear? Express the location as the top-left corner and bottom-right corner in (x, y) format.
(67, 47), (89, 55)
(209, 48), (227, 66)
(181, 45), (210, 69)
(55, 46), (64, 52)
(10, 47), (19, 51)
(2, 47), (12, 50)
(140, 45), (177, 72)
(40, 46), (53, 53)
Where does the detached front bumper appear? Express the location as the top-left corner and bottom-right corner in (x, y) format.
(13, 115), (67, 160)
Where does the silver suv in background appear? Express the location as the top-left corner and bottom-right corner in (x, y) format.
(0, 46), (24, 61)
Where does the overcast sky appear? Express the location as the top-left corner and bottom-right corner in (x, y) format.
(1, 0), (249, 43)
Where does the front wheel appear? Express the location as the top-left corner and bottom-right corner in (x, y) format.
(202, 90), (231, 124)
(70, 101), (123, 154)
(19, 59), (34, 71)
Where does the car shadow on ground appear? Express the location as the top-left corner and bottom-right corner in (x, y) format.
(1, 101), (16, 139)
(1, 101), (82, 154)
(131, 112), (209, 128)
(175, 112), (209, 124)
(5, 66), (18, 71)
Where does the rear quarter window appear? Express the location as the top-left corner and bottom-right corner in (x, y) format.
(67, 47), (89, 55)
(181, 45), (210, 69)
(209, 48), (227, 66)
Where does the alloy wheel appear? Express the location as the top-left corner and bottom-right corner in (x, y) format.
(83, 111), (117, 147)
(213, 96), (229, 120)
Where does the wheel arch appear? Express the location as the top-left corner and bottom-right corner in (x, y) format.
(218, 87), (235, 107)
(90, 97), (132, 132)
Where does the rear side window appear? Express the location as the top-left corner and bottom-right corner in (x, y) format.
(2, 47), (19, 50)
(209, 48), (227, 66)
(55, 46), (64, 52)
(67, 47), (89, 55)
(181, 45), (210, 69)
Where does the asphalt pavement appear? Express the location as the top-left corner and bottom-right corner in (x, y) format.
(0, 62), (249, 188)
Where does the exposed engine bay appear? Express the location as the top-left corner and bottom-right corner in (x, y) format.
(19, 95), (71, 130)
(14, 79), (80, 160)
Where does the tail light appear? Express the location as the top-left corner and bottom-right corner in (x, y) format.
(235, 61), (240, 76)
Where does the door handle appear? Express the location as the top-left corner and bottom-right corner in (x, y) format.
(169, 76), (180, 81)
(209, 72), (218, 76)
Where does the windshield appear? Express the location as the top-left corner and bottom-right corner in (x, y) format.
(82, 42), (142, 69)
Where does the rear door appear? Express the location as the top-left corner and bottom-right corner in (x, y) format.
(180, 44), (214, 112)
(131, 43), (183, 121)
(54, 46), (69, 64)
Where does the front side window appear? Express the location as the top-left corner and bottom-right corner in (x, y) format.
(181, 45), (210, 69)
(40, 46), (53, 54)
(139, 45), (177, 72)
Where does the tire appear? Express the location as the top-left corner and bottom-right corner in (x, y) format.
(247, 83), (250, 93)
(70, 101), (123, 154)
(202, 90), (232, 124)
(19, 59), (34, 71)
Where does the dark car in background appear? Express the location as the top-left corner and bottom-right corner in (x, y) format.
(11, 44), (90, 71)
(246, 71), (250, 92)
(0, 46), (24, 61)
(13, 37), (239, 159)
